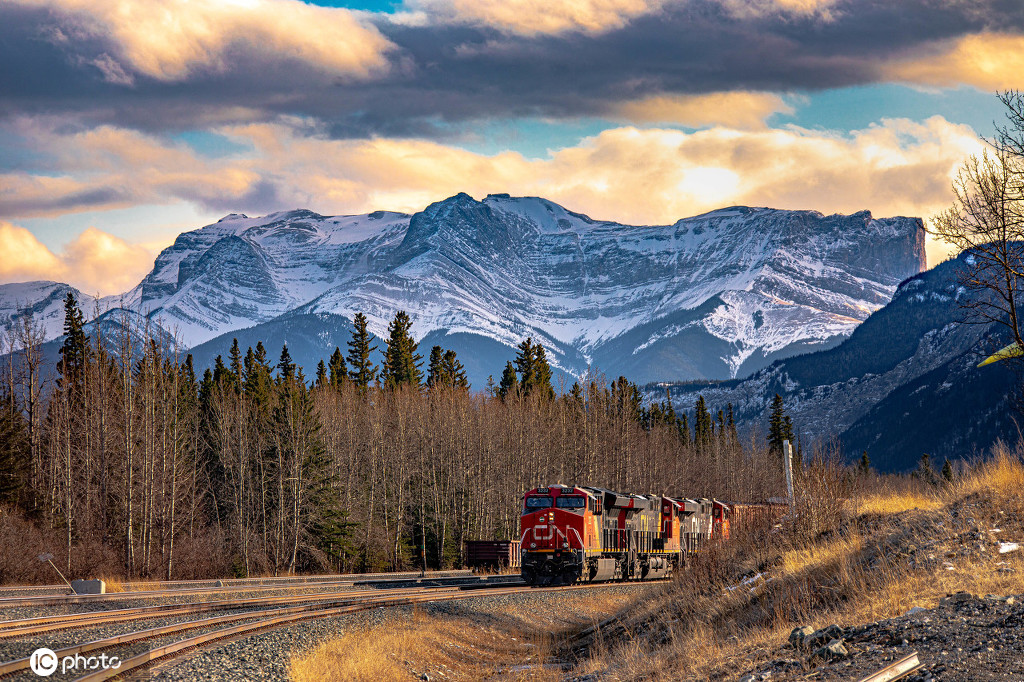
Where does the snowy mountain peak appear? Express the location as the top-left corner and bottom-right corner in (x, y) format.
(0, 194), (926, 386)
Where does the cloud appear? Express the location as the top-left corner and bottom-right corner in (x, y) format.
(1, 114), (982, 274)
(886, 32), (1024, 91)
(0, 222), (153, 295)
(613, 91), (795, 128)
(3, 0), (1023, 137)
(11, 0), (394, 81)
(409, 0), (666, 36)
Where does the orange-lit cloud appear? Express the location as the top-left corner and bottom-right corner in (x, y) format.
(886, 32), (1024, 91)
(0, 222), (153, 295)
(1, 114), (983, 287)
(13, 0), (394, 82)
(407, 0), (666, 35)
(613, 91), (795, 128)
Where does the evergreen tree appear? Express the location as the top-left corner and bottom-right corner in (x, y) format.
(0, 392), (28, 507)
(346, 312), (378, 390)
(858, 451), (871, 476)
(514, 338), (537, 393)
(531, 344), (555, 400)
(278, 344), (296, 381)
(942, 458), (954, 482)
(442, 350), (468, 389)
(767, 394), (789, 455)
(497, 361), (518, 400)
(228, 338), (243, 392)
(915, 453), (935, 484)
(693, 395), (712, 448)
(213, 355), (231, 386)
(726, 403), (738, 442)
(611, 376), (642, 422)
(567, 381), (584, 411)
(426, 346), (445, 388)
(380, 311), (423, 389)
(679, 412), (690, 447)
(328, 347), (347, 389)
(244, 345), (273, 406)
(315, 360), (328, 387)
(57, 292), (88, 390)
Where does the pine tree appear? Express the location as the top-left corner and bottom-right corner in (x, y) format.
(915, 453), (935, 484)
(693, 395), (712, 448)
(498, 361), (518, 400)
(679, 412), (690, 447)
(767, 394), (788, 456)
(213, 355), (231, 386)
(380, 311), (423, 389)
(328, 347), (347, 389)
(278, 344), (296, 381)
(57, 292), (88, 391)
(858, 451), (871, 475)
(426, 346), (445, 387)
(531, 344), (555, 400)
(942, 458), (954, 482)
(315, 360), (328, 387)
(442, 350), (468, 389)
(567, 381), (584, 411)
(346, 313), (378, 390)
(228, 338), (243, 393)
(514, 338), (537, 393)
(0, 392), (28, 507)
(726, 403), (738, 442)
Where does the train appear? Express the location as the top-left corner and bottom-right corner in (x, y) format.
(519, 484), (734, 585)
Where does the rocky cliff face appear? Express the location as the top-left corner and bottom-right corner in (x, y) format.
(0, 194), (926, 387)
(654, 252), (1018, 471)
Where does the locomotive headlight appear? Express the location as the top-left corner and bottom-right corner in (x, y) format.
(562, 541), (569, 548)
(530, 542), (536, 548)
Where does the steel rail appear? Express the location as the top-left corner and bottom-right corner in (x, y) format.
(0, 583), (486, 638)
(0, 586), (474, 677)
(0, 574), (511, 609)
(855, 653), (924, 682)
(73, 583), (618, 682)
(0, 570), (474, 598)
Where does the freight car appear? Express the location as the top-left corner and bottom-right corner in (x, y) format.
(519, 485), (730, 585)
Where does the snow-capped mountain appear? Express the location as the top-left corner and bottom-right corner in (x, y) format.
(0, 194), (926, 386)
(653, 251), (1018, 472)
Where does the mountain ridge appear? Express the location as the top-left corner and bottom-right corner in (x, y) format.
(0, 194), (926, 387)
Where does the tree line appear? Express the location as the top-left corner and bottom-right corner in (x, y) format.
(0, 295), (785, 582)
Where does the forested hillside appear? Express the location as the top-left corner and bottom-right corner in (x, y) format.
(0, 295), (783, 583)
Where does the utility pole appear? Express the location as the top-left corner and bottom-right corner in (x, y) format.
(783, 440), (795, 516)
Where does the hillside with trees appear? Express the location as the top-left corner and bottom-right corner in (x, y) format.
(0, 295), (783, 583)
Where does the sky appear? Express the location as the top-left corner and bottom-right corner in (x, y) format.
(1, 0), (1023, 295)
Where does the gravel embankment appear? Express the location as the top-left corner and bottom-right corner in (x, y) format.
(157, 585), (655, 682)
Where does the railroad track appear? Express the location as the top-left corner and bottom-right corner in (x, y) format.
(0, 579), (650, 681)
(0, 570), (473, 599)
(0, 574), (514, 609)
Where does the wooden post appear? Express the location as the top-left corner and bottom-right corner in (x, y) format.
(783, 440), (795, 515)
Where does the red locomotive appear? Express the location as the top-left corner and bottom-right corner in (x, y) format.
(519, 485), (731, 585)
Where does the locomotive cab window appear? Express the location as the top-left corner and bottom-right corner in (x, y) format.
(525, 496), (553, 510)
(555, 496), (586, 509)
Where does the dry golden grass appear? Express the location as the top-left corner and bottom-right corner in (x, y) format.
(289, 590), (649, 682)
(570, 445), (1024, 681)
(852, 490), (944, 516)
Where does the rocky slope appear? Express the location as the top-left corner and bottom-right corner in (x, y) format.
(655, 251), (1018, 470)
